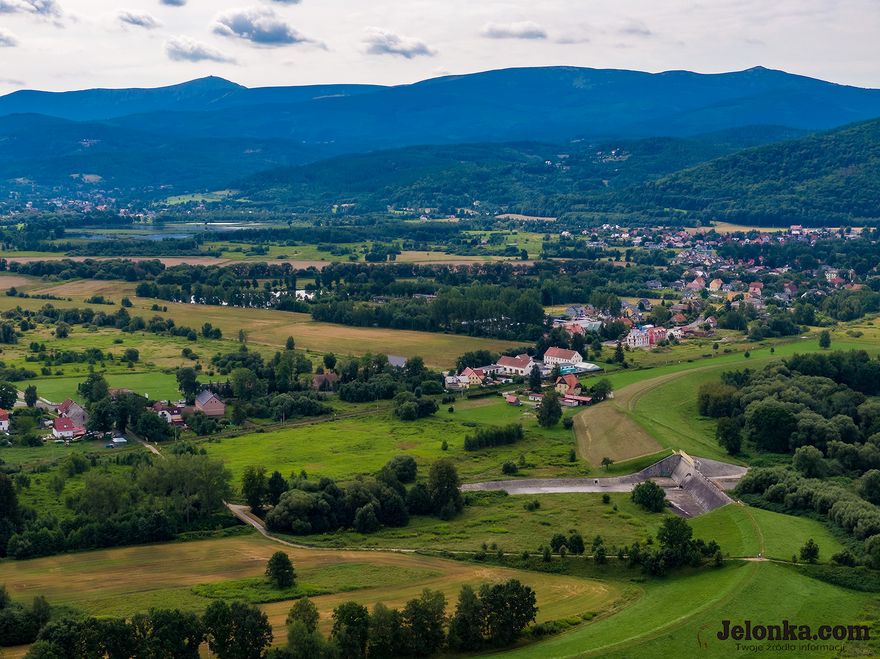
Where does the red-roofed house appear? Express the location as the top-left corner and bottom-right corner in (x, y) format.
(57, 399), (88, 428)
(686, 277), (706, 291)
(555, 374), (582, 396)
(748, 282), (764, 296)
(496, 354), (535, 377)
(505, 394), (522, 406)
(0, 409), (9, 433)
(52, 417), (85, 440)
(458, 367), (487, 388)
(543, 347), (583, 367)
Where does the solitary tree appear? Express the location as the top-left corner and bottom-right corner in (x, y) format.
(800, 538), (820, 564)
(537, 392), (562, 428)
(601, 456), (614, 471)
(631, 480), (667, 512)
(24, 385), (38, 408)
(266, 551), (295, 589)
(819, 330), (832, 349)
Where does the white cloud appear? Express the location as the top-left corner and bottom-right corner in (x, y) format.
(0, 0), (60, 16)
(118, 10), (161, 29)
(481, 21), (547, 40)
(0, 27), (18, 46)
(213, 6), (312, 46)
(619, 19), (654, 38)
(364, 28), (435, 58)
(165, 36), (234, 63)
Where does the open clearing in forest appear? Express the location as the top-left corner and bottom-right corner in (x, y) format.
(0, 533), (626, 650)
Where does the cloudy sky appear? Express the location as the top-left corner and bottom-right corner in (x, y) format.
(0, 0), (878, 94)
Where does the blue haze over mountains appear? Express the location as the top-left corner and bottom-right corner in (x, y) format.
(0, 65), (879, 199)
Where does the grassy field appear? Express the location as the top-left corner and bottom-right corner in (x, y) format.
(690, 504), (846, 561)
(202, 397), (582, 486)
(21, 372), (181, 403)
(287, 490), (669, 552)
(575, 333), (879, 467)
(498, 560), (879, 658)
(0, 533), (626, 653)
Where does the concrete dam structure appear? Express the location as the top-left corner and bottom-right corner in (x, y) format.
(462, 451), (746, 517)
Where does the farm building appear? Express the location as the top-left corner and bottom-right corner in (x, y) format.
(543, 347), (582, 367)
(0, 409), (8, 433)
(496, 354), (535, 377)
(195, 390), (226, 418)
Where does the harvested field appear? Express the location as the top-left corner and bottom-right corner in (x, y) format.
(0, 534), (625, 652)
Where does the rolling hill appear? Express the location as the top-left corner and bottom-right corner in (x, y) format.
(0, 65), (878, 201)
(234, 127), (806, 213)
(601, 117), (880, 225)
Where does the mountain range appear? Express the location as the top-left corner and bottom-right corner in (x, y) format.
(0, 65), (879, 221)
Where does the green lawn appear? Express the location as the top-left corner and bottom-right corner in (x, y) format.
(202, 399), (584, 487)
(22, 371), (181, 403)
(691, 504), (846, 561)
(286, 491), (669, 552)
(499, 561), (879, 658)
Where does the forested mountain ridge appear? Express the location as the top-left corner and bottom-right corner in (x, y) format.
(1, 65), (878, 215)
(595, 117), (880, 225)
(235, 128), (805, 213)
(237, 118), (880, 227)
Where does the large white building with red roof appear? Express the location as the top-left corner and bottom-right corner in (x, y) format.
(496, 354), (536, 377)
(52, 416), (85, 440)
(0, 409), (9, 433)
(543, 347), (583, 367)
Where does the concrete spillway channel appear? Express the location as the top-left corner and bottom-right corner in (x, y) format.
(461, 451), (747, 517)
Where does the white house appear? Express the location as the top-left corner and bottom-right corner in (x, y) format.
(0, 409), (9, 433)
(495, 354), (536, 377)
(52, 417), (78, 440)
(626, 329), (650, 349)
(543, 347), (583, 367)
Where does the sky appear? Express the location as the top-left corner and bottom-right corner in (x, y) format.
(0, 0), (878, 94)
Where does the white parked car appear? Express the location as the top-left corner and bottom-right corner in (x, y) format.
(112, 437), (128, 444)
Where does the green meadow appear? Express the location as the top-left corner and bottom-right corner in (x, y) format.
(201, 398), (583, 486)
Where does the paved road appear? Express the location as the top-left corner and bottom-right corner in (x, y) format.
(463, 475), (678, 495)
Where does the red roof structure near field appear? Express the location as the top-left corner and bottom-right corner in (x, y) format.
(497, 354), (532, 369)
(53, 417), (81, 433)
(0, 409), (8, 421)
(57, 399), (76, 415)
(544, 347), (580, 361)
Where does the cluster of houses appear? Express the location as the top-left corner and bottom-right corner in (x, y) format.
(445, 347), (599, 407)
(51, 399), (88, 440)
(151, 390), (226, 428)
(45, 389), (227, 441)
